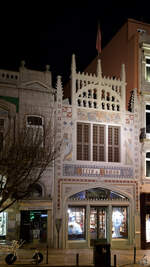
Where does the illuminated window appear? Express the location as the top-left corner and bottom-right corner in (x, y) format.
(146, 214), (150, 242)
(0, 212), (7, 236)
(68, 206), (86, 240)
(112, 207), (128, 239)
(146, 57), (150, 82)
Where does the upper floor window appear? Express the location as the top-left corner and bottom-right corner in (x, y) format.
(93, 125), (105, 161)
(108, 126), (120, 162)
(146, 57), (150, 82)
(146, 105), (150, 137)
(77, 122), (120, 163)
(146, 152), (150, 177)
(26, 115), (44, 147)
(77, 123), (90, 160)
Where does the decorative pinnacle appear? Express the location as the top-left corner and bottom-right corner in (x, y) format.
(97, 59), (102, 77)
(20, 60), (25, 68)
(45, 65), (50, 71)
(71, 54), (76, 73)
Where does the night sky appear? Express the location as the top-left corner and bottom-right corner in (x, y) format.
(0, 1), (150, 87)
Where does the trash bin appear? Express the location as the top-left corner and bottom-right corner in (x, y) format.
(93, 240), (111, 267)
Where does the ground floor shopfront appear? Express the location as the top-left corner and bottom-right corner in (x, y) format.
(60, 185), (139, 249)
(0, 200), (53, 247)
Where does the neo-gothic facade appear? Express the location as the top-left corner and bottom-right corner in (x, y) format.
(55, 55), (139, 249)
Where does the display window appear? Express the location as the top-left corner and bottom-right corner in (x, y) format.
(112, 207), (128, 239)
(68, 206), (86, 240)
(146, 214), (150, 242)
(0, 212), (7, 236)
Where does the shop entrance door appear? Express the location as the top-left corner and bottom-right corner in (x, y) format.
(90, 207), (107, 246)
(20, 210), (47, 244)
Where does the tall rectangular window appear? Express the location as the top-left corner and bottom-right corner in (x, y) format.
(146, 105), (150, 135)
(146, 152), (150, 177)
(146, 57), (150, 82)
(112, 207), (128, 239)
(26, 115), (44, 147)
(108, 126), (120, 162)
(68, 206), (86, 240)
(93, 125), (105, 161)
(77, 123), (90, 160)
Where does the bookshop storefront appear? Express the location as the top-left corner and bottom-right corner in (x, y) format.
(65, 188), (133, 249)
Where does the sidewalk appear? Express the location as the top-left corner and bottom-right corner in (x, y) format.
(0, 247), (150, 266)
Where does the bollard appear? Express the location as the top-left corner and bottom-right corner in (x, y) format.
(46, 244), (48, 264)
(134, 246), (136, 264)
(76, 253), (79, 266)
(114, 254), (117, 267)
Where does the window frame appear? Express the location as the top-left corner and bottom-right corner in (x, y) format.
(76, 122), (120, 163)
(108, 126), (120, 163)
(77, 122), (90, 161)
(68, 206), (86, 241)
(146, 152), (150, 178)
(146, 105), (150, 138)
(145, 57), (150, 82)
(26, 115), (44, 147)
(112, 206), (128, 239)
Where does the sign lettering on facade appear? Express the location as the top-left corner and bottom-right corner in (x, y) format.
(63, 164), (134, 179)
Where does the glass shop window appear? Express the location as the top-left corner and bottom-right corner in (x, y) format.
(146, 214), (150, 242)
(0, 212), (7, 236)
(112, 207), (128, 239)
(146, 152), (150, 177)
(146, 57), (150, 82)
(68, 206), (86, 240)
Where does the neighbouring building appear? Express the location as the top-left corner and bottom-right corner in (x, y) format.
(0, 61), (55, 246)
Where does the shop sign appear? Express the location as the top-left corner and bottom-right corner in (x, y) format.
(63, 164), (133, 179)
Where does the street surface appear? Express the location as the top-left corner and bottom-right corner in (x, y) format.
(0, 247), (150, 266)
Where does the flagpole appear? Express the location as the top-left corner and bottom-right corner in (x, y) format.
(96, 21), (101, 57)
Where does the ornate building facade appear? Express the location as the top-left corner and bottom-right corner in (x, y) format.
(54, 55), (139, 249)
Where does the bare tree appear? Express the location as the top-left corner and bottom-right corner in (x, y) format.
(0, 113), (61, 213)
